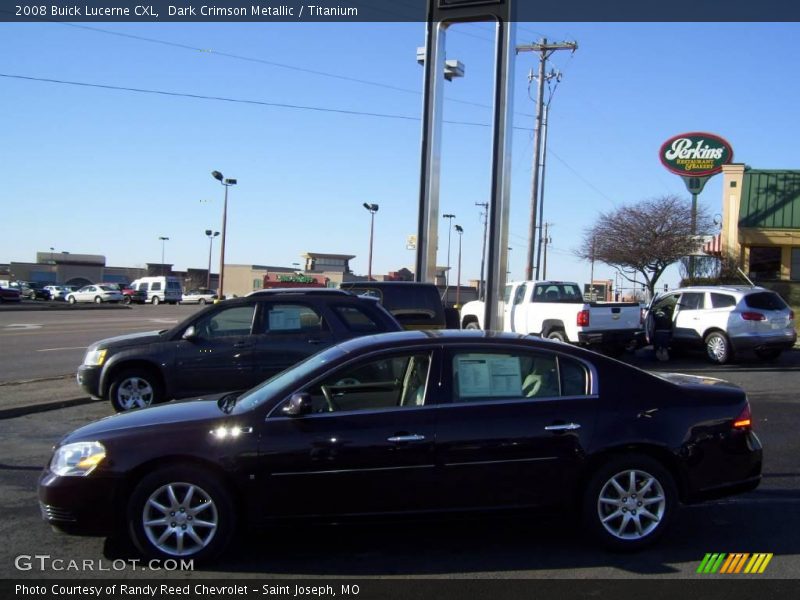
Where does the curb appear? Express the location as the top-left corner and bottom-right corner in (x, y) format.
(0, 396), (97, 420)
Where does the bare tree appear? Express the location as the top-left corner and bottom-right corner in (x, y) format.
(576, 195), (713, 297)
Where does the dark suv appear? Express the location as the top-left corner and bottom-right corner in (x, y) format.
(338, 281), (459, 330)
(78, 289), (402, 411)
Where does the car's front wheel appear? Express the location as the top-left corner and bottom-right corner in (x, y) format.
(705, 331), (732, 364)
(94, 296), (103, 304)
(583, 455), (676, 550)
(109, 369), (163, 412)
(128, 466), (235, 561)
(67, 296), (76, 304)
(198, 298), (207, 305)
(151, 296), (161, 305)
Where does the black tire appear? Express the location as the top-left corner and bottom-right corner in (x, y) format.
(546, 329), (568, 343)
(152, 296), (160, 305)
(198, 298), (207, 305)
(583, 454), (676, 551)
(705, 331), (732, 364)
(128, 465), (235, 562)
(94, 296), (103, 304)
(463, 319), (481, 330)
(68, 296), (76, 304)
(109, 368), (163, 412)
(122, 295), (132, 305)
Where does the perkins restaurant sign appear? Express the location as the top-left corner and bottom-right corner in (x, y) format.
(659, 132), (733, 177)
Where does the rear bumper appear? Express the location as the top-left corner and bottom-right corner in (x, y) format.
(578, 329), (646, 347)
(730, 331), (797, 353)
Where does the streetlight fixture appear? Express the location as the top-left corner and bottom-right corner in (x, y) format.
(212, 170), (237, 299)
(205, 229), (219, 289)
(362, 203), (379, 280)
(442, 213), (456, 292)
(454, 224), (463, 307)
(158, 236), (169, 275)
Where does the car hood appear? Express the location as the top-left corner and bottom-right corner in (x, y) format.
(88, 329), (166, 351)
(63, 396), (229, 442)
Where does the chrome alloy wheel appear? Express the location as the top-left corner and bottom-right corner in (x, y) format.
(116, 376), (155, 410)
(142, 482), (218, 557)
(707, 335), (727, 362)
(596, 469), (666, 540)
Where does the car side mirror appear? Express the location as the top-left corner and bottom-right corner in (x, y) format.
(282, 393), (313, 417)
(182, 325), (198, 341)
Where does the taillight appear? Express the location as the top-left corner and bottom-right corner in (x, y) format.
(733, 403), (752, 430)
(577, 309), (590, 327)
(741, 311), (766, 321)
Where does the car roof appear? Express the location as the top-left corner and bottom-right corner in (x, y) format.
(331, 329), (584, 355)
(665, 285), (771, 294)
(340, 281), (437, 288)
(247, 288), (354, 297)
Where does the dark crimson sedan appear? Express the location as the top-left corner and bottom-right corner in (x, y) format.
(40, 330), (761, 561)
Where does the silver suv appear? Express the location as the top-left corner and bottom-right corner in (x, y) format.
(646, 285), (796, 364)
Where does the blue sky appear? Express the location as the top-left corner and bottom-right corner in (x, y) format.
(2, 21), (798, 291)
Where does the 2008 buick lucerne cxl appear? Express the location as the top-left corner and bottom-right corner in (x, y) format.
(40, 330), (762, 561)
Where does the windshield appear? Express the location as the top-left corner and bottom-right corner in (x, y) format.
(233, 345), (348, 413)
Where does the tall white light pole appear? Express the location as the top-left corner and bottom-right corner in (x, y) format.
(205, 229), (219, 289)
(455, 224), (463, 307)
(158, 236), (169, 275)
(363, 203), (379, 280)
(443, 213), (456, 293)
(211, 171), (237, 299)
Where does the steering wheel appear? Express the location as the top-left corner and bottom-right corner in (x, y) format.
(320, 385), (337, 412)
(335, 377), (360, 386)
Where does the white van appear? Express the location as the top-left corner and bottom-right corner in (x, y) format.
(130, 276), (183, 305)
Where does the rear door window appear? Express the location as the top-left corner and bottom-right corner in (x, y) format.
(710, 293), (736, 308)
(679, 292), (705, 310)
(333, 305), (381, 333)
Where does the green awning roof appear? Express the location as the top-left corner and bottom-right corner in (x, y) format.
(739, 169), (800, 229)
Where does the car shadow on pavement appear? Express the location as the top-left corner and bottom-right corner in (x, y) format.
(101, 497), (800, 576)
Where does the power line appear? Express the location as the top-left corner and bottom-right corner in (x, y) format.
(0, 72), (537, 131)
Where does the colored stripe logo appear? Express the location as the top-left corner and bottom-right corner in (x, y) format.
(697, 553), (773, 574)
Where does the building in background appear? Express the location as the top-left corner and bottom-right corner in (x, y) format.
(720, 164), (800, 306)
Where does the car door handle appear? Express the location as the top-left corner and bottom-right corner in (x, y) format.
(544, 423), (581, 432)
(233, 341), (250, 348)
(387, 434), (426, 443)
(307, 338), (323, 345)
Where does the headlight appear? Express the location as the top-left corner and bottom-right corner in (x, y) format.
(50, 442), (106, 476)
(83, 348), (107, 366)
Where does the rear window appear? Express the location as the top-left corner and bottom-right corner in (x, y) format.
(333, 305), (382, 333)
(745, 291), (788, 311)
(167, 281), (181, 291)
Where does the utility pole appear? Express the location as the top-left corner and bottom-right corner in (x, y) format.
(476, 202), (489, 300)
(517, 38), (577, 281)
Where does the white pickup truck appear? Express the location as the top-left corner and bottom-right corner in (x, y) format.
(460, 280), (645, 355)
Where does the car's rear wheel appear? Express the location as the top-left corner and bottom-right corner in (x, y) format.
(109, 368), (163, 412)
(583, 455), (676, 550)
(128, 466), (235, 562)
(463, 319), (481, 330)
(122, 295), (131, 305)
(546, 329), (568, 343)
(705, 331), (732, 364)
(152, 296), (160, 305)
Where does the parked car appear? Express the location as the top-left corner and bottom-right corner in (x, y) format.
(65, 285), (123, 304)
(460, 280), (645, 356)
(43, 285), (68, 301)
(129, 276), (183, 305)
(338, 281), (459, 330)
(99, 283), (147, 305)
(19, 281), (52, 301)
(42, 329), (762, 561)
(77, 288), (403, 412)
(180, 288), (218, 305)
(0, 285), (21, 303)
(645, 285), (797, 364)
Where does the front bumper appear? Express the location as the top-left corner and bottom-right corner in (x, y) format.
(77, 365), (103, 399)
(38, 469), (119, 536)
